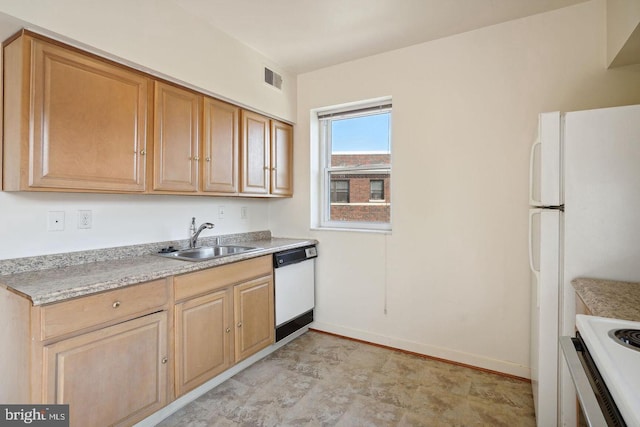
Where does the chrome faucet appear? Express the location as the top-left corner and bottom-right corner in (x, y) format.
(189, 217), (214, 248)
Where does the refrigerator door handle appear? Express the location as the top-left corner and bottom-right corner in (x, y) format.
(528, 208), (541, 279)
(529, 138), (542, 206)
(529, 208), (541, 309)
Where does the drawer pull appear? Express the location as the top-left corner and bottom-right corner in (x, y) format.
(225, 327), (231, 333)
(161, 357), (168, 364)
(112, 301), (121, 308)
(237, 322), (242, 328)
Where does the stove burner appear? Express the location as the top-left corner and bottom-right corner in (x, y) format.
(609, 329), (640, 351)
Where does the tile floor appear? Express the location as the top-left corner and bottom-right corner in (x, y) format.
(158, 331), (535, 426)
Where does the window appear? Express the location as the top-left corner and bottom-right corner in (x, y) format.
(370, 180), (384, 201)
(330, 180), (350, 203)
(317, 99), (391, 231)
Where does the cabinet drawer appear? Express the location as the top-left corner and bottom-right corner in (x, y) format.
(40, 279), (169, 340)
(174, 256), (272, 302)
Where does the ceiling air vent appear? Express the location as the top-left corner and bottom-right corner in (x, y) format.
(264, 67), (283, 90)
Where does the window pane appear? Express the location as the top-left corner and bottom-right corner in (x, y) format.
(370, 179), (384, 200)
(330, 179), (350, 203)
(328, 172), (389, 223)
(331, 112), (390, 168)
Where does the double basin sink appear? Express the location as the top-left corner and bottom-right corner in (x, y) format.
(156, 245), (261, 262)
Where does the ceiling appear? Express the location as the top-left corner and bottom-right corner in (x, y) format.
(172, 0), (587, 74)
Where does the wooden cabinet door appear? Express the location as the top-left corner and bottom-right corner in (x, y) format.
(153, 82), (200, 192)
(234, 275), (274, 362)
(29, 37), (148, 191)
(240, 110), (270, 195)
(270, 120), (293, 196)
(203, 97), (239, 193)
(175, 288), (232, 396)
(43, 311), (168, 427)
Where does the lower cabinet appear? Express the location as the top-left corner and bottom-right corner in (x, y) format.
(174, 288), (233, 396)
(0, 255), (276, 425)
(173, 255), (274, 396)
(0, 278), (173, 427)
(234, 275), (275, 362)
(42, 311), (168, 427)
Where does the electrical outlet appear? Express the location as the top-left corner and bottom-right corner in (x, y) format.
(47, 211), (65, 231)
(241, 206), (248, 219)
(218, 206), (225, 220)
(78, 210), (92, 229)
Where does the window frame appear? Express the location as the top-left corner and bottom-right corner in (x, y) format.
(317, 100), (392, 232)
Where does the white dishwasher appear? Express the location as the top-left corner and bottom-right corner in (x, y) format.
(273, 245), (317, 341)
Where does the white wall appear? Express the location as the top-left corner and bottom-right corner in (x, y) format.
(0, 193), (269, 260)
(0, 0), (296, 261)
(269, 0), (640, 377)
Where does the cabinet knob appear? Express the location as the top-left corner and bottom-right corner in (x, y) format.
(225, 327), (231, 333)
(237, 322), (242, 328)
(264, 167), (269, 171)
(112, 301), (121, 308)
(161, 357), (168, 364)
(206, 157), (211, 162)
(193, 156), (200, 161)
(139, 149), (146, 155)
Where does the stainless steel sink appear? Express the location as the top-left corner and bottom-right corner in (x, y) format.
(156, 245), (260, 262)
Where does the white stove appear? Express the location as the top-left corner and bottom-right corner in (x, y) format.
(573, 315), (640, 426)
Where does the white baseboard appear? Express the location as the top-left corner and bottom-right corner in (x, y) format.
(134, 327), (309, 427)
(311, 321), (531, 380)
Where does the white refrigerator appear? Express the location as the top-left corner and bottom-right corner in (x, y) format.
(528, 104), (640, 427)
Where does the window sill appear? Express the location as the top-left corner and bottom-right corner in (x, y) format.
(310, 225), (392, 234)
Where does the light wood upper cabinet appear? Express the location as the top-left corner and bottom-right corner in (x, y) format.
(2, 30), (293, 198)
(202, 97), (239, 194)
(153, 82), (201, 192)
(43, 311), (168, 427)
(271, 120), (293, 196)
(240, 110), (271, 195)
(3, 32), (149, 192)
(240, 111), (294, 197)
(153, 92), (238, 195)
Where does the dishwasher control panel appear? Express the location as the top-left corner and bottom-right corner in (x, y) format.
(273, 245), (317, 268)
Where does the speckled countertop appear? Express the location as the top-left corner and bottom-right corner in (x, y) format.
(572, 277), (640, 322)
(0, 231), (317, 306)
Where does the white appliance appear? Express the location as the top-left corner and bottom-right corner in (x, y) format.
(528, 104), (640, 426)
(561, 315), (640, 426)
(273, 245), (317, 341)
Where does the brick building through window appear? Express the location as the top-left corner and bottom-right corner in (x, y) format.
(330, 153), (390, 223)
